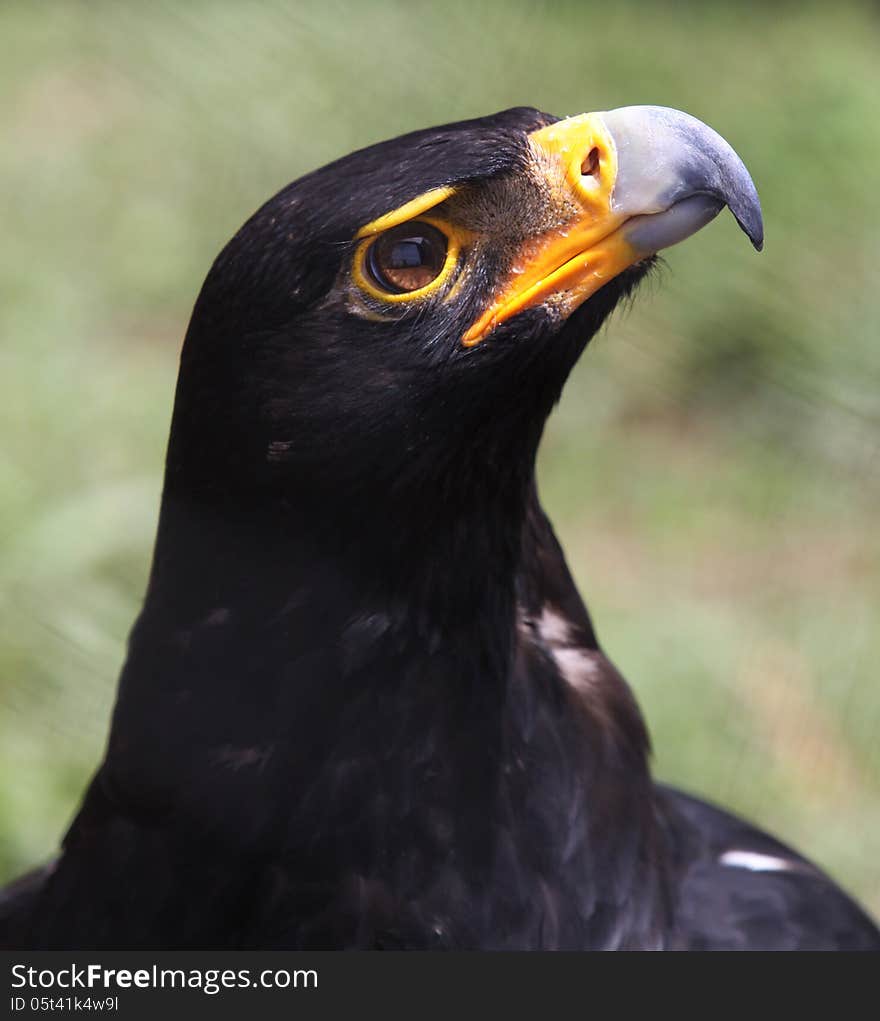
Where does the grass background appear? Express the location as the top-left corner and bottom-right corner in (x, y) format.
(1, 0), (878, 916)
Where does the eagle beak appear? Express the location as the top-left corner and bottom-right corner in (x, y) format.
(462, 105), (763, 345)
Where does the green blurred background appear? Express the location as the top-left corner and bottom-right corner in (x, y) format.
(2, 0), (878, 916)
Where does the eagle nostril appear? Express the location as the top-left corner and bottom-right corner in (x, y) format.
(581, 147), (601, 182)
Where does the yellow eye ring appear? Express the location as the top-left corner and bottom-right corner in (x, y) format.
(352, 216), (468, 304)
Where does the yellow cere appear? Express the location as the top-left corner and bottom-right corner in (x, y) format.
(462, 112), (638, 346)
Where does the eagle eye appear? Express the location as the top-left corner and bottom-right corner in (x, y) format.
(365, 221), (448, 295)
(351, 215), (466, 306)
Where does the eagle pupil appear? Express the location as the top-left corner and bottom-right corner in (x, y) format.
(368, 221), (448, 294)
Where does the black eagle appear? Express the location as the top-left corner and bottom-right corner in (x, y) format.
(3, 105), (878, 950)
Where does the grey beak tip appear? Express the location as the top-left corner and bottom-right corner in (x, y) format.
(728, 180), (764, 252)
(751, 211), (765, 251)
(737, 209), (764, 251)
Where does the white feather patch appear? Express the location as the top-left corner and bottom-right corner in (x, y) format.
(534, 607), (603, 693)
(718, 850), (795, 873)
(538, 607), (573, 647)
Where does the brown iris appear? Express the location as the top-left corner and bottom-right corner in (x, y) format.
(365, 221), (448, 294)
